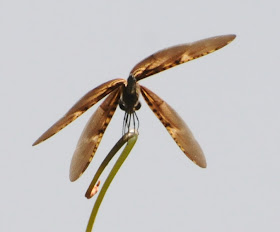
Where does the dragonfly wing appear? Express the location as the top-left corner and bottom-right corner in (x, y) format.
(131, 34), (235, 81)
(69, 88), (121, 181)
(140, 85), (206, 168)
(33, 78), (125, 146)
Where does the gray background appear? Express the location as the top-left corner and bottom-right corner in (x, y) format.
(1, 0), (279, 231)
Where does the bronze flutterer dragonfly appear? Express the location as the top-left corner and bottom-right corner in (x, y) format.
(33, 34), (236, 181)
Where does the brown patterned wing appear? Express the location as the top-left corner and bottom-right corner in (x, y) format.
(140, 85), (206, 168)
(131, 34), (236, 81)
(33, 79), (125, 146)
(69, 88), (121, 181)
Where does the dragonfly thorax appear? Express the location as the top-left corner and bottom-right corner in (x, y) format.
(119, 75), (141, 113)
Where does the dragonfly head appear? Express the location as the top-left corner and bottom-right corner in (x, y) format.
(119, 75), (141, 113)
(119, 75), (141, 134)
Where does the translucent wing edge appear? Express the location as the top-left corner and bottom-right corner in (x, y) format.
(131, 34), (236, 81)
(140, 85), (206, 168)
(70, 87), (121, 181)
(33, 79), (125, 146)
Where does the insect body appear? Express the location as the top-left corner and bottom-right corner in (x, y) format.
(33, 34), (236, 181)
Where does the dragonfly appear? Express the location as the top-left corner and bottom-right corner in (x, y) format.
(33, 34), (236, 182)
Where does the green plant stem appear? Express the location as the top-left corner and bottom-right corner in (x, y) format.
(85, 131), (137, 198)
(86, 130), (138, 232)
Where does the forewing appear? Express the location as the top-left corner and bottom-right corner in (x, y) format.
(140, 85), (206, 168)
(69, 88), (121, 181)
(33, 78), (125, 146)
(131, 34), (235, 81)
